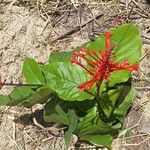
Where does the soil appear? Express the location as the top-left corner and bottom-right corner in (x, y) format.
(0, 0), (149, 150)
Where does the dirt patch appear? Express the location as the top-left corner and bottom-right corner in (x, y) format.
(0, 0), (150, 150)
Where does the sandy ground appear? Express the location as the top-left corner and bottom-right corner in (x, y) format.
(0, 0), (150, 150)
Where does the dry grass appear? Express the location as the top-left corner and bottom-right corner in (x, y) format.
(0, 0), (149, 149)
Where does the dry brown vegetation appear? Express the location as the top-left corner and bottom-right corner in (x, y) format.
(0, 0), (149, 149)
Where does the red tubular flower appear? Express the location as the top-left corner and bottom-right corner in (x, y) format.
(71, 32), (138, 91)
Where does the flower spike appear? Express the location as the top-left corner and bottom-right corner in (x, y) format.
(71, 32), (139, 91)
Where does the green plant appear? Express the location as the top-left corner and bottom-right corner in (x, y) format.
(0, 24), (142, 149)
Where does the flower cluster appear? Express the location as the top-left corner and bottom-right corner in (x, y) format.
(71, 32), (138, 91)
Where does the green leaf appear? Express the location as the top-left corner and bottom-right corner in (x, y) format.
(111, 24), (142, 64)
(113, 86), (136, 122)
(77, 107), (116, 136)
(64, 110), (78, 147)
(7, 86), (36, 106)
(100, 86), (123, 118)
(42, 62), (94, 101)
(81, 134), (113, 150)
(108, 71), (130, 87)
(0, 95), (10, 105)
(1, 86), (52, 107)
(22, 86), (52, 107)
(76, 107), (116, 149)
(44, 99), (70, 125)
(44, 98), (79, 147)
(23, 57), (45, 84)
(49, 51), (73, 63)
(108, 24), (142, 86)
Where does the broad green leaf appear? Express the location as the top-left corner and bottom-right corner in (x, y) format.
(44, 99), (70, 125)
(77, 107), (116, 136)
(108, 24), (142, 86)
(76, 107), (117, 149)
(113, 86), (136, 122)
(44, 99), (79, 147)
(22, 86), (52, 107)
(7, 86), (36, 106)
(100, 86), (123, 118)
(1, 86), (52, 107)
(23, 57), (45, 84)
(111, 24), (142, 63)
(81, 134), (113, 150)
(42, 62), (94, 101)
(108, 71), (130, 87)
(49, 51), (73, 63)
(0, 95), (10, 105)
(73, 100), (95, 115)
(43, 94), (95, 124)
(64, 110), (78, 147)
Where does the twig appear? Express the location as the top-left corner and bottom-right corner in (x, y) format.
(119, 111), (144, 138)
(140, 52), (149, 61)
(142, 35), (150, 40)
(51, 13), (104, 42)
(121, 133), (150, 140)
(127, 5), (134, 20)
(142, 39), (150, 45)
(134, 9), (149, 18)
(31, 106), (65, 132)
(123, 134), (150, 146)
(39, 19), (49, 35)
(135, 86), (150, 90)
(8, 136), (21, 150)
(2, 82), (42, 87)
(132, 0), (150, 18)
(42, 136), (54, 142)
(78, 145), (97, 149)
(23, 130), (35, 142)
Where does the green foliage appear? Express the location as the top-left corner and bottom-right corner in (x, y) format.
(0, 95), (10, 105)
(76, 107), (115, 149)
(64, 110), (78, 147)
(111, 24), (142, 63)
(113, 86), (136, 122)
(43, 95), (93, 124)
(22, 86), (52, 107)
(0, 24), (142, 149)
(108, 24), (142, 86)
(42, 62), (94, 101)
(0, 86), (52, 107)
(83, 24), (142, 86)
(23, 57), (45, 84)
(76, 107), (116, 136)
(100, 86), (123, 118)
(44, 99), (70, 125)
(81, 134), (113, 150)
(49, 51), (73, 63)
(7, 86), (36, 106)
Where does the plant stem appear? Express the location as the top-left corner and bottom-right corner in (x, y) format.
(1, 82), (42, 87)
(95, 82), (107, 122)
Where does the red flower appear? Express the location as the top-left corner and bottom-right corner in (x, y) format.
(71, 32), (138, 91)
